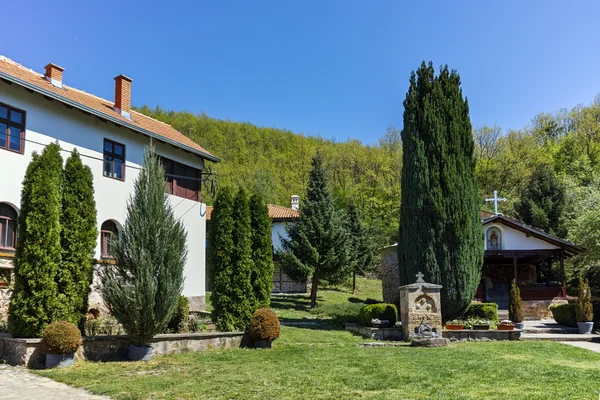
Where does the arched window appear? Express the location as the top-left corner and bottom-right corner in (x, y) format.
(0, 203), (17, 251)
(486, 227), (502, 250)
(100, 220), (119, 258)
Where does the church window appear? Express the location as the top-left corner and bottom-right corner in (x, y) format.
(487, 227), (502, 250)
(0, 203), (17, 251)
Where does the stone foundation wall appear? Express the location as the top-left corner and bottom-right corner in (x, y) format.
(523, 298), (568, 320)
(443, 329), (522, 341)
(380, 244), (399, 307)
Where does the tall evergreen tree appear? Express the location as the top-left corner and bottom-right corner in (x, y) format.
(100, 147), (187, 346)
(9, 143), (65, 337)
(398, 62), (483, 321)
(249, 192), (273, 308)
(346, 201), (373, 295)
(280, 152), (350, 308)
(514, 164), (566, 237)
(60, 149), (98, 329)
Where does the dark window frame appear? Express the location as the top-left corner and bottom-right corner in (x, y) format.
(100, 220), (118, 259)
(0, 204), (17, 251)
(158, 156), (201, 202)
(0, 102), (26, 155)
(103, 138), (126, 181)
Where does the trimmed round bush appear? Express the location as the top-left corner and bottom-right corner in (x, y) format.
(550, 303), (577, 327)
(359, 303), (398, 326)
(248, 308), (281, 341)
(463, 302), (499, 321)
(42, 321), (82, 355)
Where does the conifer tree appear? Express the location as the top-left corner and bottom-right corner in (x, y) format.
(346, 201), (373, 295)
(398, 62), (483, 321)
(9, 143), (65, 337)
(280, 152), (350, 308)
(508, 279), (524, 323)
(60, 149), (98, 329)
(249, 192), (273, 308)
(100, 147), (187, 345)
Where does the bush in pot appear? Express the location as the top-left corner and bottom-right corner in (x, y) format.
(42, 321), (81, 368)
(509, 279), (525, 329)
(248, 308), (280, 348)
(576, 275), (594, 334)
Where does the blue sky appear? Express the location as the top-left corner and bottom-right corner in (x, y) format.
(4, 1), (600, 144)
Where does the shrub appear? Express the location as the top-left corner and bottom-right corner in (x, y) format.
(166, 296), (190, 333)
(576, 275), (593, 322)
(509, 279), (524, 323)
(248, 308), (280, 341)
(188, 315), (208, 333)
(359, 303), (398, 326)
(84, 315), (124, 337)
(463, 303), (499, 321)
(309, 302), (363, 326)
(550, 303), (577, 327)
(42, 321), (81, 354)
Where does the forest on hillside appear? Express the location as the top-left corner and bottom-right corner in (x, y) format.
(137, 97), (600, 293)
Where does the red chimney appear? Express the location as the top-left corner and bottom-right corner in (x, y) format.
(44, 63), (64, 88)
(114, 74), (132, 119)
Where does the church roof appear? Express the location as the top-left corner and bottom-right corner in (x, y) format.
(205, 204), (299, 222)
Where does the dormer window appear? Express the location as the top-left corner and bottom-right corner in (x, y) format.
(0, 102), (25, 154)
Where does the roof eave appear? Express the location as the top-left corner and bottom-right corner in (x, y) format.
(0, 71), (221, 163)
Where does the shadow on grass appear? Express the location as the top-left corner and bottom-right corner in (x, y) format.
(279, 318), (346, 331)
(270, 294), (323, 313)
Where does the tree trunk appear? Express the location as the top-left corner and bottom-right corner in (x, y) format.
(352, 271), (357, 295)
(310, 275), (320, 308)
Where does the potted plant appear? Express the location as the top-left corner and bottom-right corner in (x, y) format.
(248, 308), (280, 348)
(42, 321), (81, 368)
(509, 279), (525, 330)
(576, 275), (594, 334)
(0, 276), (8, 287)
(445, 320), (464, 331)
(497, 320), (515, 331)
(472, 319), (491, 330)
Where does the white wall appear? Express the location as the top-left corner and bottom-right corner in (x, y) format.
(483, 223), (559, 251)
(0, 81), (207, 298)
(272, 221), (289, 251)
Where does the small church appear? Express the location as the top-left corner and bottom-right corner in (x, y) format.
(381, 191), (583, 319)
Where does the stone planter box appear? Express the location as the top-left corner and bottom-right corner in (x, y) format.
(443, 329), (522, 341)
(0, 331), (244, 368)
(345, 324), (404, 341)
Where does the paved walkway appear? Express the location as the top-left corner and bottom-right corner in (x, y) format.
(560, 341), (600, 353)
(0, 364), (109, 399)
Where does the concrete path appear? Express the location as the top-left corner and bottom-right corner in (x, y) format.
(522, 333), (600, 342)
(0, 364), (109, 399)
(560, 341), (600, 353)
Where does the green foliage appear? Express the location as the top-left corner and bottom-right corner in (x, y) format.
(550, 303), (577, 327)
(398, 62), (483, 321)
(166, 296), (190, 333)
(100, 147), (187, 346)
(84, 315), (124, 337)
(280, 152), (351, 308)
(249, 193), (273, 308)
(42, 321), (82, 354)
(9, 143), (65, 338)
(359, 303), (398, 326)
(514, 164), (566, 237)
(463, 303), (499, 322)
(248, 308), (281, 341)
(346, 201), (374, 292)
(576, 275), (593, 322)
(509, 280), (524, 323)
(60, 149), (98, 329)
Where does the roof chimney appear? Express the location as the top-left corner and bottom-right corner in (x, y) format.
(114, 74), (132, 120)
(291, 195), (299, 210)
(44, 63), (64, 88)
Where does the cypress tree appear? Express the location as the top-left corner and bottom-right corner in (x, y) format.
(249, 192), (273, 308)
(346, 201), (373, 295)
(100, 146), (187, 346)
(9, 142), (65, 337)
(398, 62), (483, 321)
(280, 152), (350, 308)
(60, 149), (98, 329)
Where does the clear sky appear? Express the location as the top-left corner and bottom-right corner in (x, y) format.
(3, 1), (600, 144)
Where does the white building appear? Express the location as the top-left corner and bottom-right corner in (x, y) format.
(0, 56), (219, 311)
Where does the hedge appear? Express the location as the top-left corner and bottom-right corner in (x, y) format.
(463, 303), (499, 322)
(359, 303), (397, 326)
(550, 303), (577, 327)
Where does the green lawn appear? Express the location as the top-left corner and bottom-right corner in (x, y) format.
(34, 279), (600, 399)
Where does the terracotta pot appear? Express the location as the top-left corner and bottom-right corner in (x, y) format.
(445, 324), (463, 331)
(497, 324), (515, 331)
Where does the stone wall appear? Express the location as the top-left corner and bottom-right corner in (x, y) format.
(272, 263), (307, 293)
(523, 298), (568, 320)
(380, 244), (399, 307)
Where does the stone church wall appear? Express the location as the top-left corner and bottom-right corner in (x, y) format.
(380, 245), (400, 307)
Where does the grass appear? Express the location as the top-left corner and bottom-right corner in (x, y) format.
(33, 278), (600, 399)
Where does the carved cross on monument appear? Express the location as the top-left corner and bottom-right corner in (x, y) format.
(415, 271), (425, 283)
(485, 190), (507, 215)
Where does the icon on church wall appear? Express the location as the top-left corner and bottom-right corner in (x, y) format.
(487, 227), (502, 250)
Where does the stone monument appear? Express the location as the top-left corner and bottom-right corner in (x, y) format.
(399, 272), (447, 346)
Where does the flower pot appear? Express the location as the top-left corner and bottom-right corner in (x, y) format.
(45, 353), (74, 369)
(473, 324), (490, 330)
(128, 344), (153, 361)
(497, 324), (515, 331)
(254, 339), (272, 349)
(577, 321), (594, 334)
(514, 322), (525, 330)
(445, 324), (463, 331)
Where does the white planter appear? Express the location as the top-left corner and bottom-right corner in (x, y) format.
(45, 353), (74, 368)
(128, 344), (153, 361)
(577, 321), (594, 334)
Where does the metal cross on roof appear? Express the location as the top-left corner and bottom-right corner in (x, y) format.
(415, 271), (425, 283)
(485, 190), (507, 215)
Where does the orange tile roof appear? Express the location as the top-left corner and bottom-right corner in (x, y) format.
(206, 204), (299, 221)
(0, 56), (219, 162)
